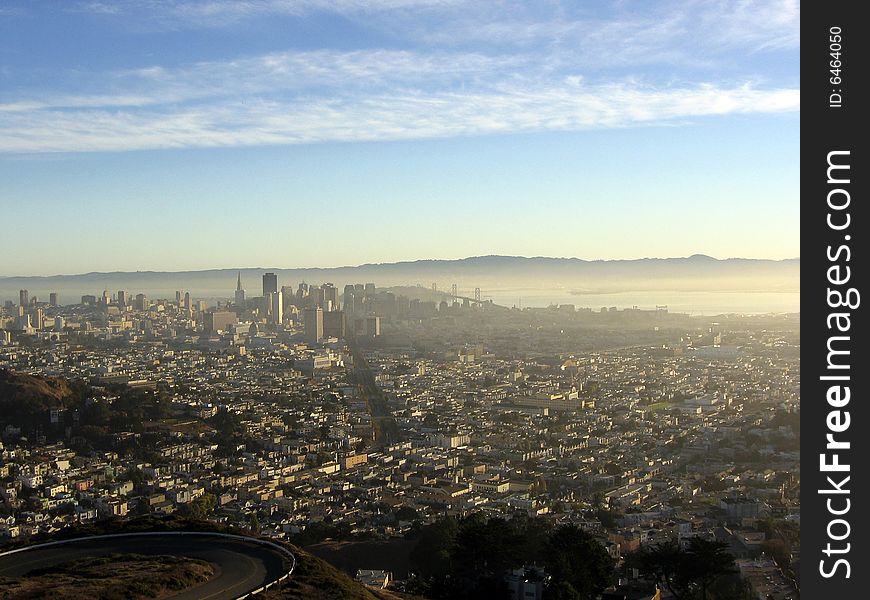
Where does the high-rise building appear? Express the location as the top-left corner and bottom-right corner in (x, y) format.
(30, 307), (44, 330)
(365, 316), (381, 337)
(263, 272), (278, 297)
(19, 289), (28, 307)
(304, 307), (324, 343)
(269, 290), (283, 325)
(323, 283), (338, 311)
(235, 272), (246, 306)
(310, 285), (325, 309)
(101, 290), (112, 306)
(323, 310), (345, 339)
(364, 283), (376, 297)
(16, 314), (32, 332)
(117, 290), (128, 306)
(49, 292), (58, 307)
(204, 310), (237, 334)
(176, 291), (182, 306)
(184, 292), (191, 310)
(343, 285), (356, 314)
(134, 293), (148, 310)
(54, 316), (65, 331)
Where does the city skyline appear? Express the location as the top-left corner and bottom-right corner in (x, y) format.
(0, 1), (799, 275)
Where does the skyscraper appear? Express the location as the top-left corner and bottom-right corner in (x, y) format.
(343, 285), (356, 315)
(117, 290), (128, 306)
(49, 292), (58, 307)
(235, 272), (246, 306)
(323, 283), (338, 311)
(269, 290), (283, 325)
(263, 272), (278, 297)
(323, 310), (345, 339)
(19, 289), (28, 307)
(304, 307), (324, 343)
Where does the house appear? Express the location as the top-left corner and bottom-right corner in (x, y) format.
(355, 569), (392, 589)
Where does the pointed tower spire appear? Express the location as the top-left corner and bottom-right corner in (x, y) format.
(237, 271), (242, 291)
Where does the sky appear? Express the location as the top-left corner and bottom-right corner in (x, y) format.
(0, 1), (799, 276)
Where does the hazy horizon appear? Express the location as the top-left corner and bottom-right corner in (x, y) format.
(1, 254), (800, 314)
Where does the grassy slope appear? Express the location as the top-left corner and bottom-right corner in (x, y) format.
(2, 516), (414, 600)
(0, 553), (213, 599)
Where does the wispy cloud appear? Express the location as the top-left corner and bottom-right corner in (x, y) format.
(72, 0), (459, 28)
(70, 0), (799, 58)
(0, 1), (798, 153)
(0, 76), (799, 153)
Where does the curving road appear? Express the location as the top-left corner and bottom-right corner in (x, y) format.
(0, 533), (291, 600)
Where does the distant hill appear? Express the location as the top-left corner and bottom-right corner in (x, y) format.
(1, 255), (799, 302)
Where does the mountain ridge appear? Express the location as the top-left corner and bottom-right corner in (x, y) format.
(1, 255), (800, 300)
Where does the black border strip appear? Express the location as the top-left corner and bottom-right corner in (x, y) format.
(801, 3), (867, 596)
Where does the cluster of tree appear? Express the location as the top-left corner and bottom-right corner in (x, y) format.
(406, 514), (614, 599)
(625, 538), (737, 600)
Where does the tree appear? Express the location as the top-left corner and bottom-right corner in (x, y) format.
(543, 581), (582, 600)
(248, 511), (261, 533)
(683, 538), (737, 600)
(627, 538), (736, 600)
(408, 517), (458, 580)
(544, 524), (614, 598)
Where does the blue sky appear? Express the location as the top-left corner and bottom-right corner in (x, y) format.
(0, 1), (799, 276)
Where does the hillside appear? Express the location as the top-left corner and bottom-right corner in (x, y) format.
(3, 516), (406, 600)
(0, 368), (82, 430)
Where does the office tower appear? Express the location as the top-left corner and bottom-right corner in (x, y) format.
(343, 285), (356, 314)
(117, 290), (128, 306)
(365, 316), (381, 337)
(364, 283), (375, 297)
(263, 272), (278, 297)
(30, 307), (44, 330)
(176, 291), (182, 306)
(235, 272), (246, 305)
(134, 293), (148, 310)
(269, 290), (283, 325)
(54, 316), (65, 331)
(19, 289), (28, 307)
(323, 310), (345, 339)
(81, 295), (97, 306)
(204, 310), (237, 334)
(323, 283), (338, 311)
(101, 290), (111, 306)
(184, 292), (191, 310)
(304, 307), (324, 343)
(16, 314), (32, 331)
(310, 285), (325, 309)
(49, 292), (58, 307)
